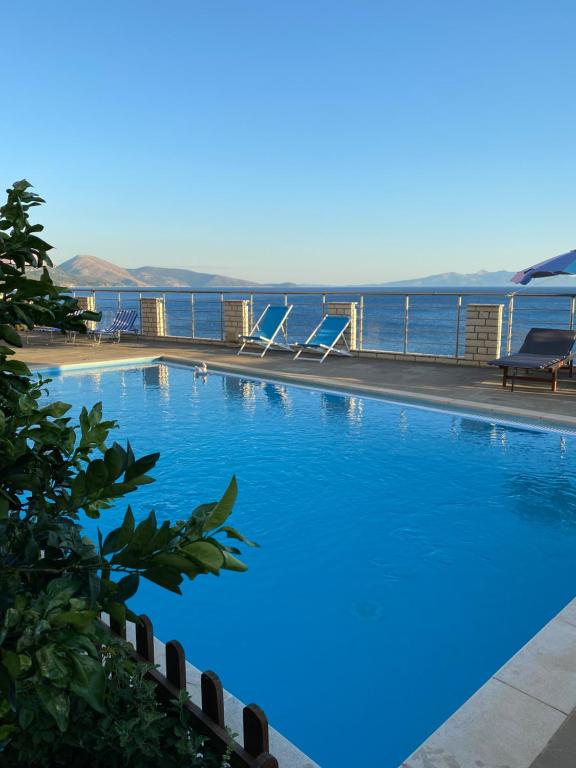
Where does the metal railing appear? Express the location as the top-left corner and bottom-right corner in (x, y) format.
(71, 288), (576, 359)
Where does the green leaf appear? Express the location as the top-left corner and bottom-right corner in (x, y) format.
(2, 359), (30, 376)
(182, 541), (225, 573)
(50, 610), (97, 630)
(36, 644), (69, 682)
(0, 324), (22, 347)
(0, 724), (16, 742)
(1, 650), (23, 679)
(113, 573), (140, 601)
(101, 506), (135, 555)
(86, 459), (109, 491)
(37, 685), (70, 731)
(221, 551), (248, 572)
(69, 654), (105, 713)
(220, 526), (259, 548)
(124, 452), (159, 482)
(104, 442), (126, 480)
(202, 476), (237, 532)
(142, 567), (183, 594)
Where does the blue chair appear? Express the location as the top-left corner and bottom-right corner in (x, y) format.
(28, 309), (85, 344)
(293, 315), (352, 363)
(90, 309), (138, 344)
(238, 304), (293, 357)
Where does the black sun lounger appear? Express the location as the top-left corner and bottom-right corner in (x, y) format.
(489, 327), (576, 392)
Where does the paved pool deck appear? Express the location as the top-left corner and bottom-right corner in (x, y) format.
(17, 335), (576, 768)
(16, 335), (576, 428)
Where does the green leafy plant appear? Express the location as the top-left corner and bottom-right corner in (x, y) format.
(0, 181), (256, 766)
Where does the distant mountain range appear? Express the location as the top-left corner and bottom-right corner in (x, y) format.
(379, 270), (517, 287)
(42, 255), (259, 288)
(380, 269), (576, 287)
(34, 256), (576, 289)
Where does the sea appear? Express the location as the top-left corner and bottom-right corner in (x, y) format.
(74, 285), (576, 358)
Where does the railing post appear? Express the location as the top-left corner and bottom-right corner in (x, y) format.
(455, 295), (462, 357)
(321, 293), (326, 317)
(358, 294), (364, 351)
(403, 294), (410, 354)
(506, 294), (515, 355)
(570, 296), (575, 330)
(191, 293), (196, 338)
(220, 293), (224, 340)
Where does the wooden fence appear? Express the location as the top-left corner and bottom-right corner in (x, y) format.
(108, 613), (279, 768)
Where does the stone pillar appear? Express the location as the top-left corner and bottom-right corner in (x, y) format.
(327, 301), (357, 351)
(75, 295), (97, 330)
(222, 299), (249, 343)
(140, 297), (166, 337)
(464, 304), (503, 362)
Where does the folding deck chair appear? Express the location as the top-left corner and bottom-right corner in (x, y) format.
(27, 309), (85, 344)
(238, 304), (293, 357)
(293, 315), (352, 363)
(90, 309), (138, 344)
(489, 327), (576, 391)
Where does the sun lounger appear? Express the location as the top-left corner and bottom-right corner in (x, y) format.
(293, 315), (352, 363)
(238, 304), (293, 357)
(90, 309), (138, 344)
(27, 309), (85, 344)
(489, 327), (576, 391)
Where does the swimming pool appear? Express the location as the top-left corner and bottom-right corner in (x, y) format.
(45, 361), (576, 767)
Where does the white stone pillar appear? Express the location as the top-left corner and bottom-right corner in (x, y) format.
(222, 299), (250, 343)
(464, 304), (503, 362)
(75, 295), (97, 330)
(327, 301), (357, 351)
(140, 297), (166, 337)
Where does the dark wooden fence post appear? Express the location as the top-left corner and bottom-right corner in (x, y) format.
(109, 613), (126, 640)
(135, 614), (154, 663)
(201, 670), (225, 727)
(243, 704), (270, 756)
(165, 640), (186, 690)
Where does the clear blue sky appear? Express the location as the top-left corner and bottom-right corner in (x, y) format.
(3, 1), (575, 283)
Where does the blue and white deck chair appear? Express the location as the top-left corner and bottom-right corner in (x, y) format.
(90, 309), (138, 344)
(27, 309), (84, 344)
(293, 315), (352, 363)
(238, 304), (293, 357)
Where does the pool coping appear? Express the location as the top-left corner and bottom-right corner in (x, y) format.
(36, 354), (576, 766)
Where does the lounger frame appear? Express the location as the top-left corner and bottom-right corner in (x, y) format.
(293, 315), (353, 363)
(89, 309), (138, 344)
(237, 304), (293, 357)
(489, 328), (576, 392)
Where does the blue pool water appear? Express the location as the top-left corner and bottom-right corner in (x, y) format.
(45, 362), (576, 767)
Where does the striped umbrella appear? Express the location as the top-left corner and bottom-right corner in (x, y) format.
(512, 249), (576, 285)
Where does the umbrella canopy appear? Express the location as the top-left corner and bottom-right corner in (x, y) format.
(512, 249), (576, 285)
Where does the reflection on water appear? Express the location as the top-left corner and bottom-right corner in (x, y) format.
(262, 382), (289, 410)
(142, 365), (170, 400)
(321, 392), (363, 425)
(223, 376), (257, 411)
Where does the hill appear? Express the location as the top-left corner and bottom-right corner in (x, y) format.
(42, 255), (258, 288)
